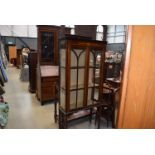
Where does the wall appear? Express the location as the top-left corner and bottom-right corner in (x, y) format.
(2, 36), (37, 50)
(75, 25), (97, 39)
(0, 25), (37, 38)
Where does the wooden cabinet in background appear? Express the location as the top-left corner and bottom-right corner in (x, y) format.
(28, 51), (37, 93)
(37, 25), (60, 65)
(16, 49), (22, 68)
(9, 45), (17, 65)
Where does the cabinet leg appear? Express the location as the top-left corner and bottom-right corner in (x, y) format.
(41, 102), (44, 106)
(89, 108), (93, 123)
(54, 101), (57, 123)
(97, 107), (101, 129)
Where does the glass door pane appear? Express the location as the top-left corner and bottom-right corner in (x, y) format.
(41, 32), (54, 62)
(60, 42), (66, 110)
(70, 49), (86, 110)
(88, 50), (101, 103)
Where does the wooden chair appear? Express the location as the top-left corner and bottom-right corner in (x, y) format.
(95, 82), (120, 128)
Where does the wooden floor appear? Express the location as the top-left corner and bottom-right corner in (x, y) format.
(4, 66), (110, 129)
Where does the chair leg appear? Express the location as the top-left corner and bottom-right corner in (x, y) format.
(111, 110), (115, 128)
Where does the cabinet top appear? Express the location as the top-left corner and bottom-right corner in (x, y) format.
(40, 65), (59, 77)
(37, 25), (61, 30)
(60, 34), (107, 44)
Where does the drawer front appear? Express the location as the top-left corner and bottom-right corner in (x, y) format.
(41, 81), (57, 88)
(41, 86), (56, 101)
(42, 77), (58, 82)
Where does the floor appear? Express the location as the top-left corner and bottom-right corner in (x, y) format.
(4, 66), (109, 129)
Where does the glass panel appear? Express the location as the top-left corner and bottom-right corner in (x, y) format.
(93, 87), (100, 101)
(60, 49), (66, 67)
(78, 69), (85, 87)
(70, 69), (77, 89)
(60, 68), (66, 89)
(115, 36), (125, 43)
(116, 25), (124, 32)
(71, 49), (85, 67)
(60, 89), (66, 110)
(107, 25), (115, 33)
(41, 32), (54, 62)
(87, 88), (93, 105)
(115, 32), (125, 36)
(94, 51), (102, 101)
(107, 37), (114, 43)
(70, 49), (86, 110)
(77, 90), (84, 108)
(88, 50), (102, 102)
(70, 91), (76, 109)
(70, 90), (84, 110)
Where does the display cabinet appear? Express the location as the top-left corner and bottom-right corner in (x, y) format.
(58, 35), (107, 128)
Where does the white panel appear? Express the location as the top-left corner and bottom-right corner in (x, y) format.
(28, 25), (37, 38)
(96, 32), (103, 41)
(13, 25), (27, 37)
(0, 25), (13, 36)
(97, 25), (103, 32)
(0, 25), (37, 38)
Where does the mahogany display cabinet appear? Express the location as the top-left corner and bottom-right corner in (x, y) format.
(58, 35), (107, 128)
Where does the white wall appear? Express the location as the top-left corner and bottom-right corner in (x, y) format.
(0, 25), (37, 38)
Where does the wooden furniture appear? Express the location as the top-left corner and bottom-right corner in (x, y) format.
(28, 51), (37, 93)
(36, 26), (60, 104)
(36, 65), (59, 105)
(9, 45), (17, 65)
(105, 62), (121, 78)
(117, 26), (155, 128)
(58, 35), (107, 128)
(16, 49), (22, 68)
(96, 80), (121, 128)
(37, 25), (60, 65)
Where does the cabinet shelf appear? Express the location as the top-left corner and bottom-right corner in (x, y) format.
(61, 83), (98, 91)
(60, 66), (100, 69)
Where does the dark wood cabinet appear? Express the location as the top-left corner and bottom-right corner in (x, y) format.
(16, 49), (22, 68)
(28, 51), (37, 93)
(58, 35), (107, 128)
